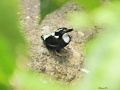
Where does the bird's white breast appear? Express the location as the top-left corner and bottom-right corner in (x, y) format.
(62, 33), (70, 43)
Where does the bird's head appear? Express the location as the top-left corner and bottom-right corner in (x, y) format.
(55, 27), (73, 36)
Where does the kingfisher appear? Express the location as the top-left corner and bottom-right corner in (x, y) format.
(41, 27), (73, 56)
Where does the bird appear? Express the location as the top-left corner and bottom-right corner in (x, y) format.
(41, 27), (73, 56)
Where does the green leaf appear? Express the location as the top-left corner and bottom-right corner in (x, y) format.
(75, 0), (100, 11)
(0, 83), (8, 90)
(40, 0), (68, 23)
(82, 28), (120, 90)
(0, 0), (25, 85)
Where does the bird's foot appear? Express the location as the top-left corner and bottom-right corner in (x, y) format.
(55, 50), (62, 57)
(63, 47), (68, 51)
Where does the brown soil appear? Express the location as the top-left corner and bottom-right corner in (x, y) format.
(20, 0), (96, 82)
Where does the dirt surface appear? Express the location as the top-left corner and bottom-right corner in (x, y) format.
(20, 0), (96, 82)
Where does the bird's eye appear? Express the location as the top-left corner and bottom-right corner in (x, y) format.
(63, 29), (65, 31)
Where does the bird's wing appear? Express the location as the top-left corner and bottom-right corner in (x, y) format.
(45, 36), (60, 46)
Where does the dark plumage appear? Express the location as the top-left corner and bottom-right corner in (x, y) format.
(41, 27), (73, 56)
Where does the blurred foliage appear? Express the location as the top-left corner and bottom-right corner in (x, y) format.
(0, 0), (73, 90)
(75, 0), (100, 11)
(0, 0), (25, 89)
(1, 0), (120, 90)
(66, 12), (92, 29)
(67, 1), (120, 29)
(74, 1), (120, 90)
(81, 27), (120, 90)
(40, 0), (68, 23)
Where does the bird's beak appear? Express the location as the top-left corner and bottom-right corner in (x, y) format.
(41, 35), (44, 40)
(65, 29), (73, 33)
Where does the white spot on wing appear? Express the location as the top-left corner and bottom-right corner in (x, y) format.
(42, 35), (50, 40)
(42, 33), (55, 40)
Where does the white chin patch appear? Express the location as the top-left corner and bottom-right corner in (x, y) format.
(62, 33), (70, 43)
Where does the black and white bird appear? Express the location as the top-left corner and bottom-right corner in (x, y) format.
(41, 27), (73, 56)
